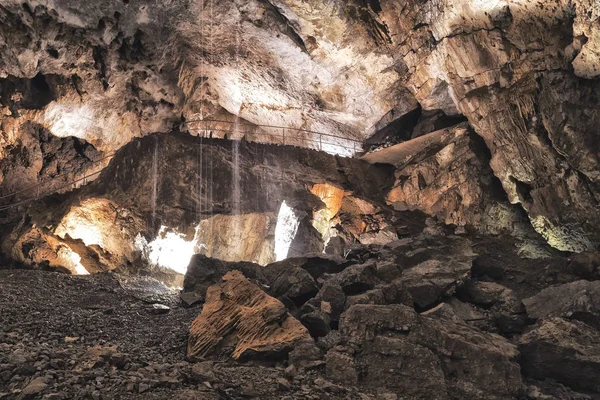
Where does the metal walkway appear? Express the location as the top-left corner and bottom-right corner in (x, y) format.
(0, 120), (364, 215)
(181, 119), (363, 157)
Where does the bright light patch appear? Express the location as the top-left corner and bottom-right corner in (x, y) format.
(141, 226), (198, 274)
(59, 224), (103, 247)
(274, 201), (301, 261)
(57, 246), (89, 275)
(44, 103), (95, 139)
(55, 202), (105, 246)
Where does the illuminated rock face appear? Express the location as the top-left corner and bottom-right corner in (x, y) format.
(1, 135), (393, 275)
(378, 0), (600, 251)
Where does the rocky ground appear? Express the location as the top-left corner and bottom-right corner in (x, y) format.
(0, 269), (372, 400)
(2, 228), (600, 400)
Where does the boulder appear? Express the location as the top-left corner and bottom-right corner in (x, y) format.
(459, 281), (520, 310)
(566, 253), (600, 281)
(261, 262), (319, 307)
(344, 283), (412, 311)
(329, 261), (380, 296)
(327, 304), (521, 400)
(523, 281), (600, 329)
(181, 255), (265, 306)
(526, 380), (593, 400)
(18, 377), (48, 400)
(471, 255), (506, 280)
(311, 282), (346, 323)
(300, 310), (331, 338)
(288, 341), (323, 370)
(385, 235), (475, 310)
(187, 271), (311, 361)
(324, 352), (359, 386)
(421, 303), (463, 324)
(519, 318), (600, 392)
(264, 254), (348, 280)
(459, 281), (526, 334)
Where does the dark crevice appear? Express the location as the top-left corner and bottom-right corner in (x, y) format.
(92, 46), (109, 91)
(0, 73), (56, 112)
(46, 47), (59, 59)
(509, 176), (534, 205)
(346, 1), (391, 46)
(21, 2), (33, 16)
(364, 107), (422, 152)
(262, 0), (308, 53)
(467, 131), (512, 203)
(119, 30), (145, 62)
(71, 74), (86, 98)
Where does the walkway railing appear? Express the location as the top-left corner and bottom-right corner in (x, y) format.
(180, 119), (363, 157)
(0, 120), (364, 215)
(0, 153), (115, 214)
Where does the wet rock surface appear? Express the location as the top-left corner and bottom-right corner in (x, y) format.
(0, 0), (599, 256)
(0, 136), (394, 274)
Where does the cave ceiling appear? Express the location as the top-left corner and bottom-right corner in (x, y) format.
(1, 0), (599, 252)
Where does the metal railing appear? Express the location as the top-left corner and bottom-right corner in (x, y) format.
(0, 153), (115, 213)
(0, 120), (365, 215)
(180, 119), (363, 157)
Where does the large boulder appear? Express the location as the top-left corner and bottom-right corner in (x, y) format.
(261, 262), (319, 307)
(523, 280), (600, 329)
(181, 255), (265, 306)
(519, 318), (600, 393)
(566, 253), (600, 281)
(266, 254), (349, 280)
(383, 235), (475, 309)
(187, 271), (312, 361)
(327, 304), (522, 400)
(329, 261), (380, 295)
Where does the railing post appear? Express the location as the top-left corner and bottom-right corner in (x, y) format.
(282, 127), (285, 146)
(319, 134), (322, 151)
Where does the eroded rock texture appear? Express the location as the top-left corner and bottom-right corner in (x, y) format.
(177, 226), (600, 398)
(378, 0), (600, 251)
(187, 270), (311, 361)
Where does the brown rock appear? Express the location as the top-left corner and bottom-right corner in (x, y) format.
(387, 235), (475, 310)
(523, 281), (600, 329)
(187, 270), (312, 361)
(519, 318), (600, 392)
(181, 255), (265, 306)
(18, 377), (48, 400)
(329, 304), (521, 400)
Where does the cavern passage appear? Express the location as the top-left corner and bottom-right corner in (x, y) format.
(1, 0), (600, 399)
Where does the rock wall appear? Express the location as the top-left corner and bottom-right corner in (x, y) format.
(1, 0), (599, 253)
(0, 134), (394, 274)
(377, 0), (600, 251)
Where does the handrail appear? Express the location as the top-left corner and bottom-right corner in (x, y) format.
(181, 118), (363, 144)
(0, 169), (104, 212)
(0, 152), (115, 200)
(0, 119), (365, 213)
(180, 118), (364, 156)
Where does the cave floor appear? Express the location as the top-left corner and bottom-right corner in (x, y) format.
(0, 269), (367, 400)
